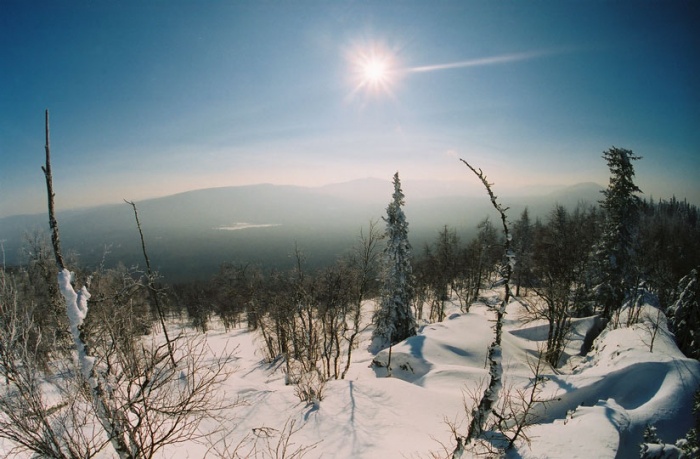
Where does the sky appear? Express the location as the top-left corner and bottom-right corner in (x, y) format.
(1, 0), (698, 218)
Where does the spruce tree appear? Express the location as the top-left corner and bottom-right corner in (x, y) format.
(667, 267), (699, 359)
(371, 172), (417, 351)
(595, 146), (642, 318)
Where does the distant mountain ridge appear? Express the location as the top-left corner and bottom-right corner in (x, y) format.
(0, 180), (604, 281)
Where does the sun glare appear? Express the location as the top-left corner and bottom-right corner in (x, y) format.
(363, 58), (388, 85)
(348, 42), (399, 97)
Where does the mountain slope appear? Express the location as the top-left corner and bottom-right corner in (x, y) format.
(0, 181), (603, 280)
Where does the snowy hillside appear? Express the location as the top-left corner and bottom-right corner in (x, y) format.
(95, 291), (700, 459)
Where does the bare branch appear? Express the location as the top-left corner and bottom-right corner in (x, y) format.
(124, 199), (176, 368)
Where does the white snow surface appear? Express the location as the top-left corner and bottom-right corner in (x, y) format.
(189, 295), (699, 458)
(3, 291), (698, 458)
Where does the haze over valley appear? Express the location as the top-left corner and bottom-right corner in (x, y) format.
(0, 178), (603, 281)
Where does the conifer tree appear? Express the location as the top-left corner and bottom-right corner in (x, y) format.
(371, 172), (416, 351)
(595, 147), (642, 318)
(666, 267), (699, 359)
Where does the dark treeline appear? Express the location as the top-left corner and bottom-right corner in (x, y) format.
(637, 196), (700, 306)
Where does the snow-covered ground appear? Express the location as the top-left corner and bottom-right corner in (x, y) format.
(3, 291), (699, 458)
(169, 292), (699, 458)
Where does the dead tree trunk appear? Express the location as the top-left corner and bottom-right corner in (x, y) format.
(454, 159), (514, 456)
(42, 110), (135, 459)
(41, 110), (66, 271)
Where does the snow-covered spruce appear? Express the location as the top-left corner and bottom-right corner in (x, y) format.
(594, 147), (642, 320)
(371, 172), (417, 352)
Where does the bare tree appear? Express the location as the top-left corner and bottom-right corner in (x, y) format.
(99, 332), (237, 458)
(17, 231), (71, 366)
(439, 348), (552, 458)
(0, 265), (108, 458)
(43, 109), (136, 458)
(493, 350), (550, 449)
(316, 263), (353, 381)
(341, 220), (382, 379)
(252, 223), (381, 392)
(451, 240), (481, 312)
(419, 225), (460, 322)
(453, 160), (513, 457)
(38, 109), (238, 458)
(511, 207), (534, 297)
(638, 303), (665, 353)
(210, 263), (256, 331)
(528, 205), (576, 366)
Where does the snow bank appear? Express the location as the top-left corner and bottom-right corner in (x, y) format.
(517, 305), (700, 459)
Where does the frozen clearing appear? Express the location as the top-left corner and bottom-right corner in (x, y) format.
(3, 292), (698, 458)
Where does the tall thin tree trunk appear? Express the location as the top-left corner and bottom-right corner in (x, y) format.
(454, 159), (513, 456)
(42, 110), (135, 458)
(41, 110), (65, 271)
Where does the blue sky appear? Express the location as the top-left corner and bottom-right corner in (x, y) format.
(1, 0), (698, 217)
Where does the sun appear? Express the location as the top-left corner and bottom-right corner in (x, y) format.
(348, 42), (400, 97)
(362, 58), (389, 86)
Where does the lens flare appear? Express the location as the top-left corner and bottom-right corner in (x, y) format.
(347, 42), (399, 97)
